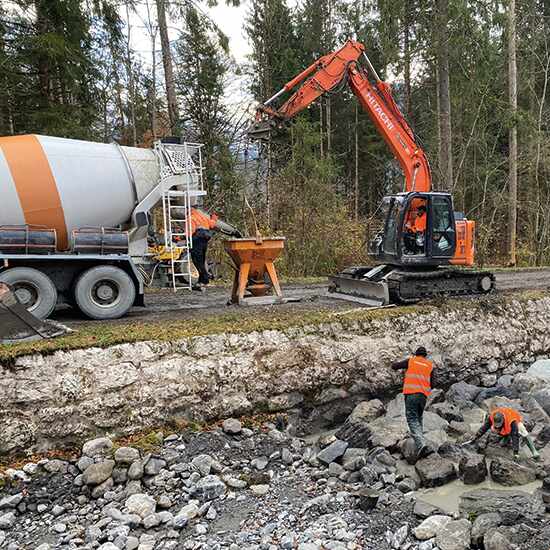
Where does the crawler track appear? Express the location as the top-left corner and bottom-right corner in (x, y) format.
(388, 269), (496, 303)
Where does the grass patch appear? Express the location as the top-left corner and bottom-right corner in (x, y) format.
(1, 288), (548, 365)
(0, 303), (418, 364)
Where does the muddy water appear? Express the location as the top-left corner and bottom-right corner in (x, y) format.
(415, 478), (542, 515)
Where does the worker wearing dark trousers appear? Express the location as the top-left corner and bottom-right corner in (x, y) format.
(190, 227), (212, 285)
(471, 407), (540, 460)
(392, 346), (435, 459)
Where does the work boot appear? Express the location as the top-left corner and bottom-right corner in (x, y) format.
(525, 437), (540, 460)
(417, 445), (434, 460)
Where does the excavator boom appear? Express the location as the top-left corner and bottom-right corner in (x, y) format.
(250, 40), (431, 193)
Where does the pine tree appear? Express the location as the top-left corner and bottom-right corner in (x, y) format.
(174, 7), (241, 216)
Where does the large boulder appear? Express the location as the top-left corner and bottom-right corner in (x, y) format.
(532, 388), (550, 417)
(334, 422), (371, 448)
(446, 381), (481, 405)
(413, 515), (452, 540)
(415, 455), (456, 487)
(489, 457), (537, 486)
(82, 460), (114, 486)
(367, 417), (405, 450)
(525, 359), (550, 382)
(82, 437), (113, 458)
(367, 410), (448, 451)
(459, 489), (544, 525)
(125, 494), (156, 519)
(347, 399), (385, 423)
(471, 513), (501, 546)
(192, 475), (227, 501)
(430, 402), (463, 423)
(458, 454), (487, 485)
(316, 439), (348, 465)
(483, 529), (514, 550)
(435, 519), (471, 550)
(400, 438), (418, 465)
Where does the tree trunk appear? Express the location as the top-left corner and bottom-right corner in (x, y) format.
(145, 0), (157, 140)
(436, 0), (453, 190)
(404, 0), (412, 120)
(125, 4), (137, 147)
(156, 0), (179, 134)
(35, 1), (51, 109)
(354, 102), (359, 221)
(508, 0), (518, 265)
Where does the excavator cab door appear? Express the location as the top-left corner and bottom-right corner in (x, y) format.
(428, 194), (456, 260)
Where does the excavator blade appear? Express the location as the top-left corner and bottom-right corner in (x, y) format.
(0, 282), (69, 344)
(328, 271), (390, 306)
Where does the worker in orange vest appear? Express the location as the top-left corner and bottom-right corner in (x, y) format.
(392, 346), (435, 459)
(404, 203), (427, 255)
(174, 207), (241, 288)
(472, 406), (540, 459)
(190, 207), (242, 287)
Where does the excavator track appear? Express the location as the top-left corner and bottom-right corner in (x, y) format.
(387, 268), (496, 304)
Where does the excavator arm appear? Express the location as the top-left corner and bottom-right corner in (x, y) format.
(249, 40), (432, 193)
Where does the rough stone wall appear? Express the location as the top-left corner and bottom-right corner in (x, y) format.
(2, 297), (550, 456)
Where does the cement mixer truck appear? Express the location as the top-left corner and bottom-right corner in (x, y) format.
(0, 135), (233, 320)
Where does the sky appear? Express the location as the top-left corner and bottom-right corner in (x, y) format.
(130, 0), (299, 66)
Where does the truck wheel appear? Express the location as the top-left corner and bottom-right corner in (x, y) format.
(74, 266), (135, 320)
(0, 267), (57, 319)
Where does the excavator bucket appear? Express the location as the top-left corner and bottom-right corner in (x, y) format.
(0, 282), (69, 344)
(247, 119), (284, 142)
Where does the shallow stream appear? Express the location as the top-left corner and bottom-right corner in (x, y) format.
(415, 478), (542, 515)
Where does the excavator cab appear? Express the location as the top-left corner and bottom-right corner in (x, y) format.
(369, 192), (459, 267)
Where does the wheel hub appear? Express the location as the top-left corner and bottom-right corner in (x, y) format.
(14, 283), (39, 308)
(92, 280), (119, 306)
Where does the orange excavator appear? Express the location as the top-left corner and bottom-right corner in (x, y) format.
(248, 40), (495, 305)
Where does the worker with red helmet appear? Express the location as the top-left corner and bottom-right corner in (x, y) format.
(472, 406), (540, 459)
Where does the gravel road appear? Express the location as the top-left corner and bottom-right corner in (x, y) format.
(51, 268), (550, 328)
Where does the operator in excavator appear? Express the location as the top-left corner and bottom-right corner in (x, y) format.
(470, 406), (540, 460)
(404, 202), (427, 255)
(392, 346), (436, 459)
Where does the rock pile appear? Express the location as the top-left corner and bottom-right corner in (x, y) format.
(3, 359), (550, 549)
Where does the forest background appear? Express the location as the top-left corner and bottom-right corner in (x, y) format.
(1, 0), (548, 276)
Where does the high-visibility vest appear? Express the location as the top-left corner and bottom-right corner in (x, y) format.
(490, 407), (522, 436)
(190, 208), (218, 235)
(414, 212), (427, 232)
(403, 356), (433, 397)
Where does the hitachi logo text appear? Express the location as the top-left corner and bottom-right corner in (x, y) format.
(366, 91), (395, 131)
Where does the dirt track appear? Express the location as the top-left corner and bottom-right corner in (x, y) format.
(52, 268), (550, 328)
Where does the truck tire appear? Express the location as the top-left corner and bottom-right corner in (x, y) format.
(0, 267), (57, 319)
(74, 266), (135, 320)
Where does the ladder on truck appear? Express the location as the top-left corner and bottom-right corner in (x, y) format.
(156, 142), (206, 292)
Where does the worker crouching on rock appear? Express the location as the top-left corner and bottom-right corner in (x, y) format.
(471, 406), (540, 460)
(392, 346), (435, 459)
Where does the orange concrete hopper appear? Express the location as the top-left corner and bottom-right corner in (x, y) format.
(224, 237), (285, 305)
